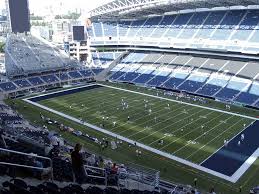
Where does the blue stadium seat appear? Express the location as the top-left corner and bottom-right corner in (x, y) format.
(0, 82), (17, 91)
(41, 74), (59, 83)
(28, 77), (44, 86)
(79, 70), (93, 77)
(56, 72), (70, 81)
(13, 79), (31, 88)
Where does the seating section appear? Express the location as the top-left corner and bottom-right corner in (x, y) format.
(1, 103), (197, 194)
(79, 70), (94, 77)
(56, 72), (70, 81)
(108, 52), (259, 108)
(0, 82), (17, 91)
(41, 75), (59, 83)
(68, 71), (82, 79)
(88, 9), (259, 54)
(0, 68), (97, 93)
(1, 180), (164, 194)
(28, 77), (45, 86)
(14, 79), (32, 88)
(92, 51), (122, 67)
(5, 34), (79, 77)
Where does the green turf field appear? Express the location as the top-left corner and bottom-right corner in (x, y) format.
(7, 83), (259, 194)
(37, 84), (254, 165)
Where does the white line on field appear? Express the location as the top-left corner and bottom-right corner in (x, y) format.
(24, 84), (259, 183)
(172, 115), (235, 155)
(148, 110), (214, 146)
(185, 118), (245, 160)
(99, 84), (259, 121)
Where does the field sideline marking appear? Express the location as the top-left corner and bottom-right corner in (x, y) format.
(135, 107), (204, 141)
(185, 118), (245, 160)
(200, 120), (255, 165)
(99, 83), (259, 121)
(160, 112), (224, 150)
(23, 84), (258, 183)
(24, 97), (247, 183)
(172, 115), (235, 154)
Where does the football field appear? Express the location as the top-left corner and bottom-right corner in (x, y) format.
(35, 84), (254, 168)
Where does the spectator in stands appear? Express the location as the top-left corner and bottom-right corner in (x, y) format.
(71, 143), (86, 184)
(0, 129), (7, 149)
(49, 133), (61, 148)
(87, 154), (97, 166)
(109, 163), (119, 185)
(117, 164), (127, 180)
(48, 146), (60, 159)
(98, 157), (105, 168)
(0, 129), (8, 175)
(28, 154), (44, 179)
(111, 163), (118, 174)
(117, 164), (127, 174)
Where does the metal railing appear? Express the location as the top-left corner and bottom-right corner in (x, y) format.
(84, 165), (107, 186)
(0, 147), (53, 180)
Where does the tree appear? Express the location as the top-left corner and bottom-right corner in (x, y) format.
(55, 15), (62, 19)
(0, 42), (5, 53)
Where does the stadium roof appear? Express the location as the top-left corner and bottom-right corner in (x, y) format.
(89, 0), (259, 20)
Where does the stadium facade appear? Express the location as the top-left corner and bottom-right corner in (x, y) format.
(2, 1), (259, 193)
(86, 0), (259, 109)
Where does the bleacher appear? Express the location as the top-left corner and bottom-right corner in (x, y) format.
(0, 82), (17, 91)
(92, 51), (122, 69)
(41, 74), (59, 84)
(88, 9), (259, 55)
(55, 72), (71, 81)
(27, 77), (45, 86)
(0, 102), (199, 194)
(13, 79), (32, 88)
(68, 71), (82, 79)
(5, 34), (80, 77)
(108, 52), (259, 108)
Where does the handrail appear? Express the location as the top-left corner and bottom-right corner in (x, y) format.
(0, 147), (53, 180)
(84, 165), (107, 186)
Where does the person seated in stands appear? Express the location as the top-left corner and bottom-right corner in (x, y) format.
(71, 143), (86, 184)
(0, 129), (7, 150)
(87, 154), (97, 166)
(0, 129), (8, 175)
(117, 164), (127, 175)
(111, 163), (118, 174)
(108, 163), (119, 185)
(48, 146), (60, 159)
(28, 155), (44, 179)
(49, 133), (61, 149)
(98, 157), (105, 169)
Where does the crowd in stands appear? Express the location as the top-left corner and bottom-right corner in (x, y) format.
(0, 100), (209, 193)
(107, 52), (259, 108)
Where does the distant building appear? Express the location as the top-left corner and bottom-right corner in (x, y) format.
(69, 41), (88, 62)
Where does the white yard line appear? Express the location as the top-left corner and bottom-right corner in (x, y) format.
(23, 97), (246, 183)
(200, 121), (255, 165)
(136, 107), (204, 141)
(160, 112), (225, 150)
(126, 104), (194, 138)
(148, 112), (213, 145)
(99, 84), (259, 121)
(173, 115), (235, 155)
(116, 100), (181, 134)
(185, 118), (245, 160)
(24, 84), (259, 183)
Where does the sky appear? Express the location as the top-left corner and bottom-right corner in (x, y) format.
(0, 0), (113, 16)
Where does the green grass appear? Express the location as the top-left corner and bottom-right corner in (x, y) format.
(6, 82), (259, 194)
(38, 85), (253, 164)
